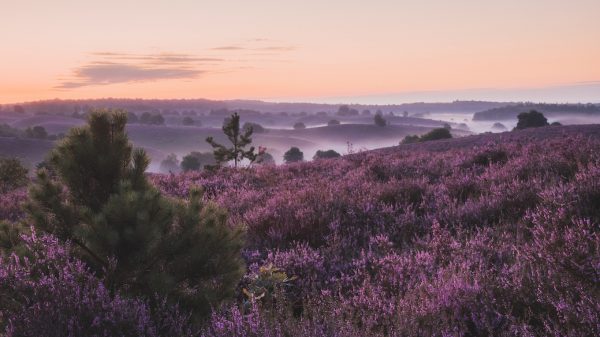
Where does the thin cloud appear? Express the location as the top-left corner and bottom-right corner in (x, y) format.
(57, 44), (297, 89)
(56, 53), (206, 89)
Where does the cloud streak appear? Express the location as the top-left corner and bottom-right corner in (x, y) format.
(57, 41), (297, 89)
(57, 52), (215, 89)
(57, 63), (203, 89)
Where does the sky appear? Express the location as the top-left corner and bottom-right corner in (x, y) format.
(1, 0), (599, 104)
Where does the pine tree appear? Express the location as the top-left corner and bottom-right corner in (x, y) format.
(26, 109), (245, 319)
(206, 113), (257, 168)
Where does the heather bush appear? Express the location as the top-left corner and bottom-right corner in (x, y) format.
(3, 126), (600, 335)
(0, 231), (196, 336)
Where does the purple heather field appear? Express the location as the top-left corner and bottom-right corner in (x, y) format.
(1, 124), (599, 336)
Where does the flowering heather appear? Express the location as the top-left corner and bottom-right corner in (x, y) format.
(152, 128), (600, 336)
(0, 230), (196, 336)
(2, 125), (600, 335)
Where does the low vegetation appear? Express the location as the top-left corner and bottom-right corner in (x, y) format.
(401, 127), (453, 144)
(0, 108), (599, 336)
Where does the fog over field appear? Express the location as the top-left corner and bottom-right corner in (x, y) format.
(2, 99), (600, 170)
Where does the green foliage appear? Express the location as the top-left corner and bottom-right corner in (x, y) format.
(181, 152), (216, 172)
(206, 113), (257, 168)
(0, 221), (29, 256)
(419, 128), (452, 141)
(0, 157), (28, 193)
(26, 108), (245, 319)
(374, 114), (387, 127)
(283, 147), (304, 163)
(401, 128), (452, 145)
(313, 149), (341, 160)
(515, 110), (549, 130)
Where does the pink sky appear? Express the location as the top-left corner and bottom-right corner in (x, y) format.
(1, 0), (599, 103)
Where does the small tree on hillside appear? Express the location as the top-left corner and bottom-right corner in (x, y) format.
(206, 112), (258, 168)
(514, 110), (549, 130)
(26, 109), (245, 319)
(284, 147), (304, 163)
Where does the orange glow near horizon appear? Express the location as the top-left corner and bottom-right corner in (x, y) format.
(1, 0), (599, 104)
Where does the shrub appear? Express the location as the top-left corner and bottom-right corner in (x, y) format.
(293, 122), (306, 130)
(313, 150), (341, 160)
(180, 152), (216, 172)
(25, 109), (245, 319)
(419, 127), (452, 141)
(0, 232), (196, 336)
(328, 119), (341, 126)
(283, 147), (304, 163)
(257, 152), (276, 165)
(514, 110), (549, 130)
(243, 122), (266, 133)
(25, 126), (47, 139)
(140, 112), (165, 125)
(0, 157), (28, 193)
(401, 135), (420, 144)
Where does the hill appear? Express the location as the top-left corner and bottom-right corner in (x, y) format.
(473, 103), (600, 120)
(153, 124), (600, 335)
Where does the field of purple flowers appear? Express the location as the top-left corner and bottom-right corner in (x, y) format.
(2, 125), (600, 336)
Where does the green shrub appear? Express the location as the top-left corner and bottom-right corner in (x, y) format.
(26, 109), (245, 319)
(0, 157), (28, 193)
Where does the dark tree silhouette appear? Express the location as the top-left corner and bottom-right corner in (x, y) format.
(374, 114), (387, 127)
(313, 149), (341, 160)
(293, 122), (306, 129)
(515, 110), (549, 130)
(284, 147), (304, 163)
(206, 112), (258, 168)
